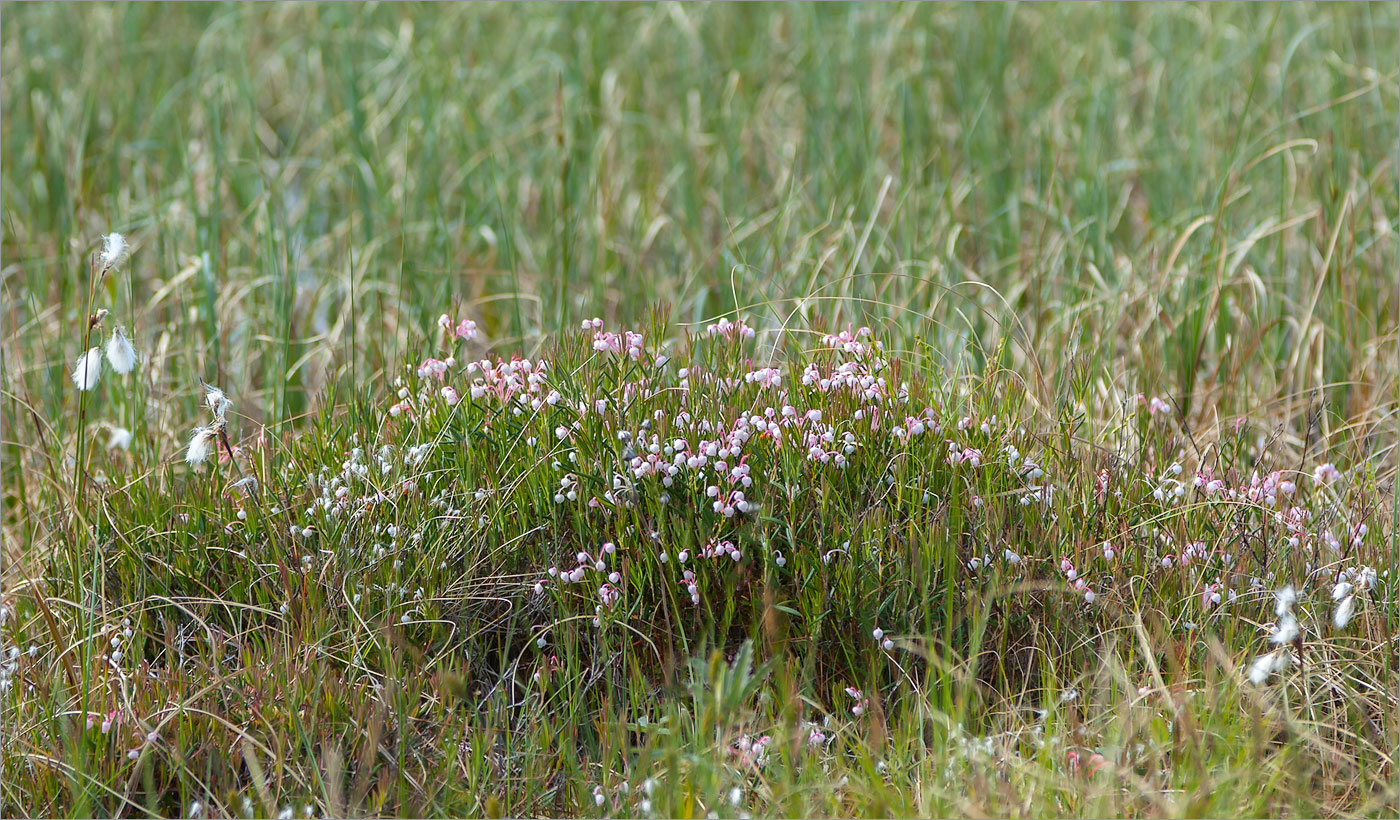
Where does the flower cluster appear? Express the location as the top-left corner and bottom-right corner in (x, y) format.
(705, 316), (756, 341)
(1135, 394), (1172, 416)
(437, 313), (480, 341)
(585, 318), (645, 360)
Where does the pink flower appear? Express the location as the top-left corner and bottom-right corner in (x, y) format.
(821, 325), (876, 357)
(745, 367), (782, 389)
(706, 317), (756, 341)
(591, 329), (643, 359)
(1193, 467), (1226, 495)
(1313, 463), (1340, 485)
(417, 357), (450, 380)
(1087, 753), (1108, 775)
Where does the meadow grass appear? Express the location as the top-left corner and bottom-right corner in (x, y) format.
(2, 3), (1398, 817)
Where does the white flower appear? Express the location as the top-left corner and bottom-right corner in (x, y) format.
(72, 347), (103, 391)
(104, 326), (137, 374)
(100, 232), (129, 269)
(186, 426), (218, 466)
(107, 426), (133, 451)
(1246, 649), (1291, 685)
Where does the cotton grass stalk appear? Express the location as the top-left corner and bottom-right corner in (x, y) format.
(72, 348), (103, 391)
(105, 326), (137, 374)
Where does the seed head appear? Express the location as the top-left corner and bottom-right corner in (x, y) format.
(186, 425), (219, 466)
(72, 348), (103, 391)
(100, 232), (129, 269)
(1333, 594), (1356, 629)
(104, 326), (137, 375)
(107, 426), (133, 451)
(1246, 649), (1291, 685)
(201, 381), (232, 419)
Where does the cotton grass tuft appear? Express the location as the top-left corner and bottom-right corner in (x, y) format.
(100, 232), (129, 270)
(72, 347), (103, 391)
(105, 326), (137, 374)
(186, 426), (219, 466)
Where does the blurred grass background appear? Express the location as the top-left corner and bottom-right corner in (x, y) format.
(3, 0), (1397, 468)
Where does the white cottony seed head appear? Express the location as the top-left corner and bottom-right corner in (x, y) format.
(100, 232), (129, 269)
(186, 426), (218, 466)
(1269, 613), (1300, 646)
(1333, 595), (1356, 630)
(105, 326), (137, 374)
(72, 348), (103, 391)
(107, 426), (133, 451)
(202, 382), (233, 419)
(1247, 649), (1291, 685)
